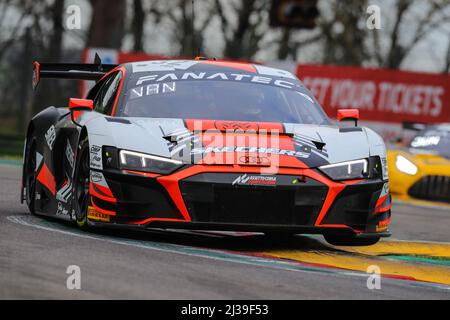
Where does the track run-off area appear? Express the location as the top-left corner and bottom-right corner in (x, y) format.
(1, 163), (449, 299)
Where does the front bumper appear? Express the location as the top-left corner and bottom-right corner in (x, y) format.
(89, 165), (391, 237)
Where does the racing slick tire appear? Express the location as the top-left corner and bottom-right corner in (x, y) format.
(73, 137), (91, 230)
(24, 136), (37, 214)
(324, 235), (380, 246)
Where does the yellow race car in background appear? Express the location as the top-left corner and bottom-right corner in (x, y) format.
(387, 123), (450, 204)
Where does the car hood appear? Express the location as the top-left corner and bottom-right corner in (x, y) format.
(92, 117), (379, 169)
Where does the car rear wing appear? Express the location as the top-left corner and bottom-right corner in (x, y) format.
(32, 54), (117, 90)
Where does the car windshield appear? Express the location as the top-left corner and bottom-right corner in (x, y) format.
(118, 75), (329, 125)
(409, 127), (450, 159)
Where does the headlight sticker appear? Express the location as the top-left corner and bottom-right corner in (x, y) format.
(381, 157), (389, 180)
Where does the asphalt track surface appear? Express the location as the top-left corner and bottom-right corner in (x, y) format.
(1, 164), (449, 299)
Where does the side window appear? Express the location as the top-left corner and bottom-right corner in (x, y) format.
(93, 71), (122, 115)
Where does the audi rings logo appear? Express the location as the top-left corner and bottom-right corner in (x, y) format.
(238, 155), (270, 166)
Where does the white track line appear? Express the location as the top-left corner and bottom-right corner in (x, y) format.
(6, 214), (450, 292)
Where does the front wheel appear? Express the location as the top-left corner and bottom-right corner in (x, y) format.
(324, 235), (380, 246)
(73, 138), (90, 229)
(24, 137), (37, 214)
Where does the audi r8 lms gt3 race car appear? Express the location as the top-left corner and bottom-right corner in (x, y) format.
(22, 58), (392, 246)
(388, 123), (450, 204)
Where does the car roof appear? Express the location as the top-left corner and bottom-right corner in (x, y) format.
(121, 59), (298, 80)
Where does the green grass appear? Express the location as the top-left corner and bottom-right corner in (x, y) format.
(0, 155), (22, 161)
(0, 154), (23, 166)
(385, 255), (450, 267)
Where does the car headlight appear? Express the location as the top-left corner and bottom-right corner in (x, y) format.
(319, 159), (369, 181)
(395, 155), (418, 175)
(119, 150), (183, 174)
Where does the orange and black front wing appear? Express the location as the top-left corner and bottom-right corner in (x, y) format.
(87, 165), (391, 238)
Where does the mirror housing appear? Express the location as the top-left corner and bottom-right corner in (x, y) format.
(337, 109), (359, 127)
(69, 98), (93, 111)
(69, 98), (93, 126)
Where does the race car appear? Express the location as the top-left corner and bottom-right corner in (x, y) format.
(22, 57), (391, 246)
(388, 123), (450, 204)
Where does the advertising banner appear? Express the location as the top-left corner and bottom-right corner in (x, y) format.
(297, 64), (450, 124)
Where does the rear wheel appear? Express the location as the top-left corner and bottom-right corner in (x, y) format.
(324, 235), (380, 246)
(24, 138), (37, 214)
(73, 138), (90, 229)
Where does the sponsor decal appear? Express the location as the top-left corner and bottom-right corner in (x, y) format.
(65, 140), (75, 168)
(90, 171), (103, 183)
(87, 206), (110, 222)
(56, 201), (69, 216)
(191, 146), (310, 159)
(56, 180), (72, 203)
(132, 60), (199, 73)
(90, 145), (102, 169)
(136, 72), (299, 90)
(376, 224), (389, 232)
(410, 135), (440, 148)
(129, 82), (176, 100)
(232, 174), (277, 186)
(45, 125), (56, 151)
(90, 145), (101, 153)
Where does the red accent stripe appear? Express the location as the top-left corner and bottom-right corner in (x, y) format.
(200, 60), (257, 73)
(90, 182), (117, 203)
(36, 163), (56, 195)
(342, 179), (364, 185)
(91, 198), (117, 216)
(374, 203), (392, 214)
(108, 66), (126, 116)
(313, 177), (346, 226)
(376, 194), (389, 208)
(383, 274), (416, 281)
(378, 217), (391, 226)
(128, 218), (187, 225)
(92, 182), (114, 198)
(124, 170), (160, 178)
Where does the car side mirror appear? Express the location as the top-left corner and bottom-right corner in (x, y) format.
(337, 109), (359, 127)
(69, 98), (93, 126)
(69, 98), (93, 111)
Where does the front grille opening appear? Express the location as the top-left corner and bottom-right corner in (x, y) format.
(180, 182), (327, 226)
(323, 183), (382, 230)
